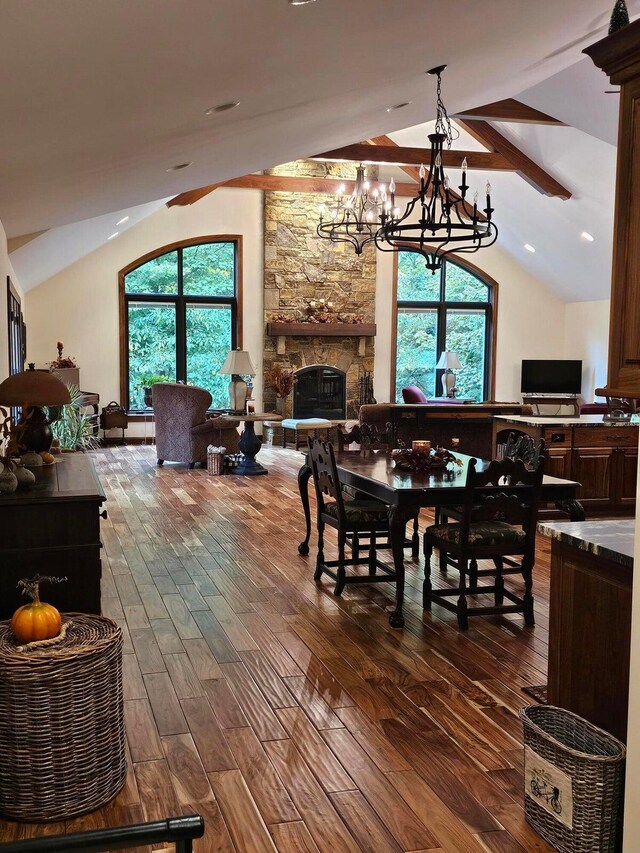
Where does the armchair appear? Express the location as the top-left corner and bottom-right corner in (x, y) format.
(152, 383), (240, 468)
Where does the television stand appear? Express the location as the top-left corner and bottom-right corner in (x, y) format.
(522, 394), (580, 417)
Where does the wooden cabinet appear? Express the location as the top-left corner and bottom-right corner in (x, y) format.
(545, 447), (572, 480)
(493, 420), (638, 516)
(572, 446), (616, 511)
(0, 453), (105, 619)
(616, 446), (638, 507)
(548, 536), (632, 742)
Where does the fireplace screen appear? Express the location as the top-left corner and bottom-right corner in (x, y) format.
(293, 365), (347, 420)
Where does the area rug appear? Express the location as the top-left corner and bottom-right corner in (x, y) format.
(521, 684), (548, 704)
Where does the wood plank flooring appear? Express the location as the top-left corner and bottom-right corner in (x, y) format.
(0, 445), (554, 852)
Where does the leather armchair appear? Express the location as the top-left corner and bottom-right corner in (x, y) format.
(152, 383), (240, 468)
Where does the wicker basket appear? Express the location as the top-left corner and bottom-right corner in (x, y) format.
(207, 448), (223, 475)
(0, 614), (126, 822)
(520, 704), (626, 853)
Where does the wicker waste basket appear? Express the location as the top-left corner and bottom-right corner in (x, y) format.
(207, 444), (225, 475)
(520, 704), (626, 853)
(0, 614), (126, 822)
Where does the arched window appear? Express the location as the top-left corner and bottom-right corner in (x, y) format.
(392, 251), (495, 402)
(119, 237), (242, 411)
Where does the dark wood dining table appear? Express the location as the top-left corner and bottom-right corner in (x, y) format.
(297, 449), (584, 629)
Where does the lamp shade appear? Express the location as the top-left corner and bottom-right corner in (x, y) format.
(0, 366), (71, 407)
(218, 349), (256, 376)
(436, 351), (462, 370)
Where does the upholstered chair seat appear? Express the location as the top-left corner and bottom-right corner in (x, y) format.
(425, 521), (526, 546)
(324, 499), (390, 524)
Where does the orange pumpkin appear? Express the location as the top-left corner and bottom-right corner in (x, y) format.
(10, 575), (64, 643)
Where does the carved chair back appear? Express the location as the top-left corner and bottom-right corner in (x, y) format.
(337, 421), (393, 453)
(503, 432), (546, 471)
(459, 457), (544, 554)
(308, 438), (346, 521)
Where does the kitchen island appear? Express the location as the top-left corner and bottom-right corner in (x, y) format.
(539, 518), (633, 742)
(493, 414), (638, 515)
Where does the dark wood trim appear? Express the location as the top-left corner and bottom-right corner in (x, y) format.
(389, 247), (498, 403)
(314, 144), (513, 171)
(453, 98), (565, 125)
(266, 322), (376, 337)
(585, 21), (640, 390)
(456, 119), (572, 199)
(584, 17), (640, 84)
(118, 235), (243, 409)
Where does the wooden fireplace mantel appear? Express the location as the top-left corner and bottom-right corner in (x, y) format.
(266, 321), (376, 356)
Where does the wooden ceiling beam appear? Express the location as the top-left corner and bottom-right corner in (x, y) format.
(456, 119), (572, 199)
(365, 135), (487, 223)
(314, 143), (513, 171)
(167, 172), (423, 206)
(453, 98), (565, 125)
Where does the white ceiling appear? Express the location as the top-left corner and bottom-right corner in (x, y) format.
(0, 0), (632, 238)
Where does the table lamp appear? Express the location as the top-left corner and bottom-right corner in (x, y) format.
(0, 364), (71, 452)
(218, 349), (256, 412)
(435, 351), (462, 398)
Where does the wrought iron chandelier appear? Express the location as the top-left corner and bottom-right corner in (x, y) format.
(317, 164), (398, 255)
(375, 65), (498, 272)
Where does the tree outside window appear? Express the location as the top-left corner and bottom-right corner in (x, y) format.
(122, 240), (239, 410)
(394, 252), (493, 402)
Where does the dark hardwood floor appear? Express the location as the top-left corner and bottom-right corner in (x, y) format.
(0, 445), (554, 852)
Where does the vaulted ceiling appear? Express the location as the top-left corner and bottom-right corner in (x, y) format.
(3, 1), (632, 302)
(0, 0), (632, 238)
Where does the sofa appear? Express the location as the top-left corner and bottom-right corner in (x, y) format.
(153, 383), (240, 468)
(359, 401), (533, 459)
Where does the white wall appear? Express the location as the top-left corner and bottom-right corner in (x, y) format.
(25, 189), (264, 413)
(564, 299), (610, 402)
(0, 218), (24, 380)
(374, 236), (567, 403)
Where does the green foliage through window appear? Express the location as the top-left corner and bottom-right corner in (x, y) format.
(395, 255), (492, 402)
(123, 240), (238, 410)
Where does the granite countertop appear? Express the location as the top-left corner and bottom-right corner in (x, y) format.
(538, 519), (635, 568)
(494, 414), (638, 428)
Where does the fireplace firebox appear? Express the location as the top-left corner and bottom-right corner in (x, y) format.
(293, 365), (347, 420)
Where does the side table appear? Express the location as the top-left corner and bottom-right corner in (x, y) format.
(232, 413), (283, 475)
(0, 614), (126, 821)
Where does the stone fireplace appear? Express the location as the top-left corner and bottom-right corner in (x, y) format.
(262, 160), (376, 419)
(293, 365), (346, 420)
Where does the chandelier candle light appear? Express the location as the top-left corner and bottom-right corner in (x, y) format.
(317, 165), (397, 254)
(378, 65), (497, 271)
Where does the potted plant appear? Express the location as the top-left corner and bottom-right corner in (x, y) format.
(47, 384), (100, 452)
(265, 367), (297, 415)
(137, 373), (172, 408)
(48, 341), (79, 388)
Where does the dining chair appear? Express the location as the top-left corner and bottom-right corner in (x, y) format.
(436, 432), (545, 584)
(423, 455), (544, 630)
(338, 422), (420, 560)
(307, 438), (398, 596)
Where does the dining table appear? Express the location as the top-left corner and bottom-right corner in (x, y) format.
(297, 449), (584, 629)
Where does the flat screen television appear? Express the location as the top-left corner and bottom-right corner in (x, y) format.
(520, 360), (582, 395)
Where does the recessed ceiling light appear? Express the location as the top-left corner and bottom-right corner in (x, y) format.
(166, 162), (193, 172)
(386, 101), (412, 112)
(581, 231), (595, 242)
(116, 216), (129, 226)
(205, 102), (240, 115)
(107, 232), (119, 241)
(289, 0), (316, 5)
(524, 243), (536, 253)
